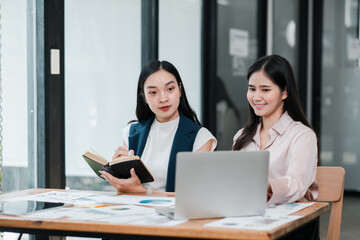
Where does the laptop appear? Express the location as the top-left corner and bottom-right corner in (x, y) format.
(158, 151), (269, 220)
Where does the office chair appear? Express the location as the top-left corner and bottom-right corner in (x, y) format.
(316, 166), (345, 240)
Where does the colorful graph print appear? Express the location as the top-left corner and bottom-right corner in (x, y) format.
(139, 199), (172, 205)
(111, 207), (131, 211)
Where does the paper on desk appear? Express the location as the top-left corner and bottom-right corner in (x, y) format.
(22, 204), (156, 221)
(205, 215), (302, 230)
(22, 203), (184, 226)
(5, 191), (175, 207)
(22, 207), (77, 219)
(66, 193), (176, 207)
(67, 204), (156, 221)
(128, 212), (186, 226)
(107, 212), (186, 226)
(6, 191), (100, 205)
(102, 212), (155, 224)
(265, 202), (315, 217)
(73, 193), (124, 204)
(65, 206), (184, 226)
(205, 202), (315, 231)
(113, 195), (175, 207)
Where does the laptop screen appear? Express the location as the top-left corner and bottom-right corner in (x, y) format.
(174, 151), (269, 220)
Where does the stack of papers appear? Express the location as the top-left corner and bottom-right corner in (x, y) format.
(2, 191), (183, 226)
(2, 190), (315, 229)
(4, 191), (175, 206)
(205, 202), (315, 230)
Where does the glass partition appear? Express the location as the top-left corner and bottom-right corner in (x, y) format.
(0, 0), (37, 192)
(159, 0), (202, 121)
(65, 0), (141, 190)
(320, 0), (360, 191)
(273, 0), (300, 83)
(1, 1), (37, 239)
(216, 0), (259, 150)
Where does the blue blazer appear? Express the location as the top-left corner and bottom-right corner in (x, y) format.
(128, 112), (201, 191)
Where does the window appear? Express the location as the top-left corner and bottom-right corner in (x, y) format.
(64, 0), (141, 190)
(216, 0), (259, 149)
(320, 0), (360, 191)
(0, 0), (37, 192)
(1, 1), (37, 239)
(159, 0), (202, 121)
(273, 0), (300, 81)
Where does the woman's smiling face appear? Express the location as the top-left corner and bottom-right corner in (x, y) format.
(247, 70), (287, 121)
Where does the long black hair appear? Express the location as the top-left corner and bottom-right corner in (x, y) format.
(134, 60), (201, 125)
(232, 55), (314, 150)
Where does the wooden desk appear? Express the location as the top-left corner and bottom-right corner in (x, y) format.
(0, 188), (329, 240)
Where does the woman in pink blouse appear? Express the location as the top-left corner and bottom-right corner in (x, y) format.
(232, 55), (319, 239)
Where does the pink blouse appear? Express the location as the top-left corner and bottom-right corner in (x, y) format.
(233, 111), (318, 205)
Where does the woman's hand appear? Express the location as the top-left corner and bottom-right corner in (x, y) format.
(112, 146), (134, 160)
(100, 168), (146, 193)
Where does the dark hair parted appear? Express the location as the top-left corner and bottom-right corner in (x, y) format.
(232, 54), (314, 150)
(134, 60), (201, 125)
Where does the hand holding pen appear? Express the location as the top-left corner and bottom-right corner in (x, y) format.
(112, 146), (135, 160)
